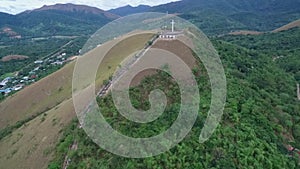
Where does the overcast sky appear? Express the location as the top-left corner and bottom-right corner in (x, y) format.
(0, 0), (180, 14)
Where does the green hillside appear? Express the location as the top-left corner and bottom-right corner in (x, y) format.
(48, 30), (300, 168)
(220, 28), (300, 83)
(151, 0), (300, 35)
(2, 0), (300, 37)
(0, 4), (118, 37)
(16, 11), (112, 36)
(0, 1), (300, 169)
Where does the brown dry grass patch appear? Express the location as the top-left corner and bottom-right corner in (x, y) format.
(229, 30), (263, 35)
(130, 39), (197, 86)
(272, 19), (300, 33)
(0, 99), (74, 169)
(0, 32), (153, 130)
(0, 62), (74, 129)
(0, 31), (154, 169)
(1, 55), (29, 62)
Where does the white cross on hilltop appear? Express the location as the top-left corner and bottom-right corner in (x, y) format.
(171, 20), (175, 32)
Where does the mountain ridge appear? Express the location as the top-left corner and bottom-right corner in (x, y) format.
(108, 4), (151, 16)
(105, 0), (300, 34)
(21, 3), (119, 19)
(0, 3), (119, 37)
(1, 0), (300, 36)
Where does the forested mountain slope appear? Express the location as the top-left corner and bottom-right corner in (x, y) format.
(0, 4), (119, 37)
(149, 0), (300, 35)
(48, 30), (300, 168)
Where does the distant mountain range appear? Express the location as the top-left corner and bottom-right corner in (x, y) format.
(0, 0), (300, 37)
(150, 0), (300, 34)
(0, 3), (119, 38)
(108, 5), (150, 16)
(30, 3), (117, 17)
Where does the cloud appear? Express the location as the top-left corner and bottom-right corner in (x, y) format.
(0, 0), (180, 14)
(0, 6), (12, 13)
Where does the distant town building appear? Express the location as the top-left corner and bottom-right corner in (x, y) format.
(13, 84), (24, 91)
(0, 83), (5, 88)
(51, 61), (64, 65)
(34, 67), (40, 71)
(30, 75), (37, 79)
(0, 88), (12, 95)
(23, 76), (29, 80)
(34, 60), (43, 64)
(0, 77), (12, 87)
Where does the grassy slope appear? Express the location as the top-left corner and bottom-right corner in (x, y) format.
(225, 18), (300, 36)
(0, 99), (74, 169)
(1, 55), (29, 62)
(0, 32), (154, 169)
(131, 39), (198, 86)
(0, 62), (74, 129)
(272, 19), (300, 33)
(228, 30), (263, 35)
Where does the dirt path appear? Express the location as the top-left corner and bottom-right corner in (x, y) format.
(62, 140), (78, 169)
(97, 34), (159, 97)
